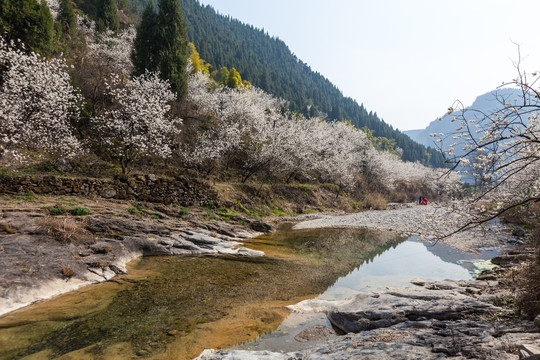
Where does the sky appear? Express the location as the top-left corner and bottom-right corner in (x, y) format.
(197, 0), (540, 131)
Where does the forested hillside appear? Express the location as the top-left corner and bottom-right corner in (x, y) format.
(127, 0), (445, 167)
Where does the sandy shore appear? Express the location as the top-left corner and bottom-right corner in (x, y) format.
(293, 203), (511, 253)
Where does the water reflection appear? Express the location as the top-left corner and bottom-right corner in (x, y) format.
(240, 235), (499, 352)
(0, 228), (498, 359)
(0, 227), (404, 360)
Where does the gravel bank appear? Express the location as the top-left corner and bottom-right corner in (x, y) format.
(293, 203), (510, 253)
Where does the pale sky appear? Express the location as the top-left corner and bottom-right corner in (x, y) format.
(197, 0), (540, 131)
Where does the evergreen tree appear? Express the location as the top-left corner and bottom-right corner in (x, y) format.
(156, 0), (188, 96)
(58, 0), (77, 39)
(132, 1), (159, 75)
(0, 0), (53, 55)
(96, 0), (119, 33)
(132, 0), (189, 96)
(0, 0), (10, 34)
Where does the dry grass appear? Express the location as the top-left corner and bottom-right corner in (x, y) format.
(0, 222), (17, 234)
(39, 216), (94, 244)
(61, 266), (75, 278)
(363, 192), (387, 210)
(517, 232), (540, 319)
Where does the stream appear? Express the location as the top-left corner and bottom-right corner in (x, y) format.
(0, 226), (498, 359)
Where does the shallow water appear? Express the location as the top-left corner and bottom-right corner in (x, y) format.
(238, 236), (499, 352)
(0, 227), (495, 359)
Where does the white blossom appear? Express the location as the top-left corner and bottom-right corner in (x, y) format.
(0, 38), (82, 157)
(92, 72), (182, 173)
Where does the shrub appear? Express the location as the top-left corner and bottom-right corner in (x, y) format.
(39, 216), (94, 244)
(127, 203), (145, 215)
(49, 206), (68, 216)
(517, 228), (540, 319)
(70, 207), (91, 216)
(363, 193), (387, 210)
(61, 266), (75, 278)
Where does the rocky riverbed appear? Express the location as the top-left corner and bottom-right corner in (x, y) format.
(2, 197), (539, 359)
(0, 196), (267, 316)
(293, 203), (512, 253)
(197, 253), (540, 360)
(197, 205), (540, 360)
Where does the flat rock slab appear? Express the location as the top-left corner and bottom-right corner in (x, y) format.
(0, 211), (263, 316)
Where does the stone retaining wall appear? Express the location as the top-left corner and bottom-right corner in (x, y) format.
(0, 174), (218, 206)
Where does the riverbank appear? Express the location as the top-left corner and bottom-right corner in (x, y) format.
(2, 194), (538, 359)
(0, 194), (267, 317)
(292, 203), (512, 253)
(196, 205), (540, 360)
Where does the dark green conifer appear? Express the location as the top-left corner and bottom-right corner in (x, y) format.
(58, 0), (77, 39)
(132, 1), (159, 76)
(95, 0), (119, 33)
(156, 0), (189, 96)
(131, 0), (189, 97)
(1, 0), (53, 54)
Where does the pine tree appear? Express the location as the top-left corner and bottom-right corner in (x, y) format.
(0, 0), (53, 55)
(132, 1), (159, 76)
(132, 0), (189, 97)
(58, 0), (76, 39)
(95, 0), (119, 33)
(156, 0), (189, 96)
(0, 0), (11, 34)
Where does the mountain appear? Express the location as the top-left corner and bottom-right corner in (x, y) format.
(404, 88), (523, 151)
(125, 0), (446, 167)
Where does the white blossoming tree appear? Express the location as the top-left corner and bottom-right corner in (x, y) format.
(0, 38), (82, 158)
(92, 72), (182, 174)
(437, 57), (540, 231)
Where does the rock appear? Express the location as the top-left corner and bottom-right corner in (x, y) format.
(324, 287), (501, 334)
(250, 220), (273, 233)
(294, 325), (335, 342)
(535, 315), (540, 329)
(55, 158), (73, 172)
(99, 188), (117, 199)
(492, 254), (534, 266)
(195, 349), (302, 360)
(109, 264), (126, 274)
(512, 228), (526, 237)
(507, 238), (524, 245)
(145, 174), (157, 182)
(114, 174), (129, 183)
(476, 274), (498, 281)
(519, 344), (540, 359)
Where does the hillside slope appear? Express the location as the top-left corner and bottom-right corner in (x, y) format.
(180, 0), (446, 166)
(123, 0), (445, 167)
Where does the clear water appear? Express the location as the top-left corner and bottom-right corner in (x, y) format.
(0, 227), (498, 359)
(238, 235), (499, 352)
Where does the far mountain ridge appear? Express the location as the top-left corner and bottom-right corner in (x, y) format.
(404, 88), (524, 150)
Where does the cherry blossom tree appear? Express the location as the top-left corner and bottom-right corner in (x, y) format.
(91, 72), (182, 173)
(87, 26), (136, 76)
(436, 56), (540, 231)
(0, 38), (82, 158)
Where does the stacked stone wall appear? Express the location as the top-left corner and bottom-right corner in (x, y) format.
(0, 175), (218, 206)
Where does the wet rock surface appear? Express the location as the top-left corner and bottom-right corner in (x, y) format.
(0, 209), (263, 316)
(197, 276), (540, 359)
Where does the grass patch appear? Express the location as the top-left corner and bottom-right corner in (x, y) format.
(49, 206), (69, 216)
(40, 216), (94, 244)
(70, 207), (91, 216)
(200, 206), (219, 220)
(14, 193), (36, 202)
(127, 203), (146, 216)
